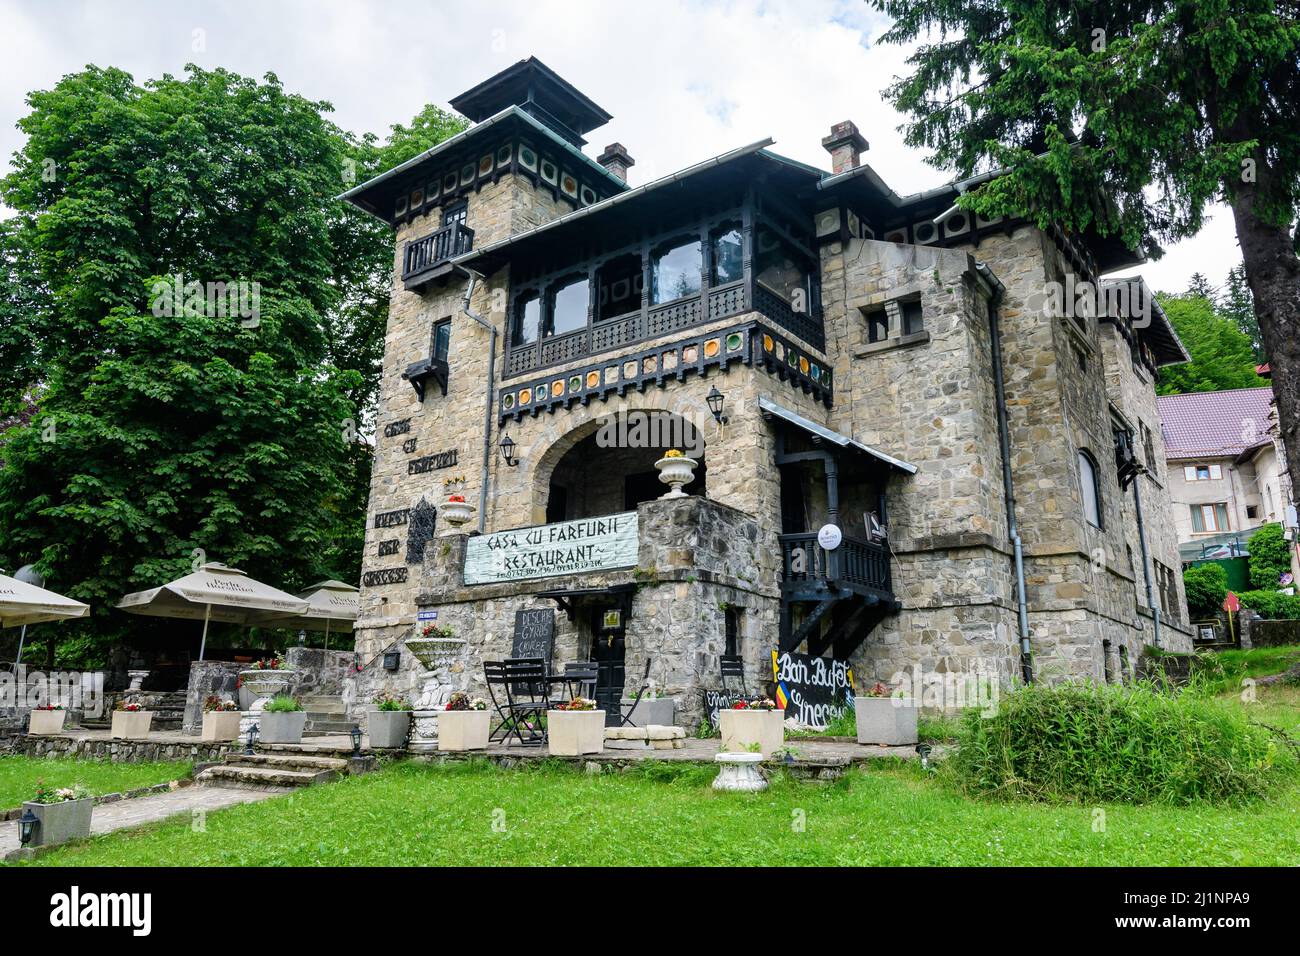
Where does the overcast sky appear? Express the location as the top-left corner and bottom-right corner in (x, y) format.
(0, 0), (1242, 296)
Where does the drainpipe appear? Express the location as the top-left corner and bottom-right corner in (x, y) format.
(457, 267), (495, 535)
(1131, 474), (1162, 648)
(977, 262), (1034, 684)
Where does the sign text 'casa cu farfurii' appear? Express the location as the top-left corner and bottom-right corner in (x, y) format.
(464, 512), (639, 585)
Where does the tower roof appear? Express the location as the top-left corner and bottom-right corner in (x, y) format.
(449, 57), (612, 146)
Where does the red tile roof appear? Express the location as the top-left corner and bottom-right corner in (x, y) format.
(1157, 387), (1275, 460)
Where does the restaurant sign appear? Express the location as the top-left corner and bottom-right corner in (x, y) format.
(464, 512), (639, 585)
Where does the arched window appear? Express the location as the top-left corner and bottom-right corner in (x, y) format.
(1079, 449), (1102, 528)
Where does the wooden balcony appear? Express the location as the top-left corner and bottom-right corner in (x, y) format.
(779, 532), (892, 598)
(402, 222), (474, 291)
(779, 532), (897, 658)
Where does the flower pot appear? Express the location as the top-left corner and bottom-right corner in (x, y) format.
(111, 711), (154, 739)
(28, 710), (67, 735)
(438, 709), (491, 751)
(546, 710), (606, 756)
(23, 797), (93, 847)
(855, 696), (919, 746)
(719, 708), (784, 757)
(257, 711), (307, 744)
(367, 710), (412, 749)
(621, 697), (675, 727)
(201, 711), (243, 742)
(442, 499), (475, 526)
(239, 670), (297, 701)
(654, 455), (697, 498)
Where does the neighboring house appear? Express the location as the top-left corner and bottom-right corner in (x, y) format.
(341, 58), (1192, 722)
(1157, 386), (1300, 578)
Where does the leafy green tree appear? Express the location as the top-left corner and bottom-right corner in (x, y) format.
(1182, 562), (1228, 619)
(873, 0), (1300, 517)
(1247, 523), (1293, 589)
(1155, 294), (1268, 395)
(1185, 273), (1217, 301)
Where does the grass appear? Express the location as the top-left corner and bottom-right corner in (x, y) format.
(0, 756), (192, 810)
(1194, 644), (1300, 694)
(15, 757), (1299, 867)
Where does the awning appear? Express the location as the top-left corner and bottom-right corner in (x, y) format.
(758, 397), (917, 475)
(536, 583), (637, 622)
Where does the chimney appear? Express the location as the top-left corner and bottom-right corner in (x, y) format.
(822, 121), (868, 174)
(597, 142), (635, 183)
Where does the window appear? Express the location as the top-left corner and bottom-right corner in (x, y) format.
(1079, 450), (1103, 528)
(513, 292), (541, 346)
(1140, 422), (1158, 473)
(900, 299), (924, 336)
(549, 276), (590, 336)
(724, 606), (741, 657)
(1246, 504), (1259, 520)
(1154, 560), (1180, 624)
(595, 254), (642, 322)
(711, 224), (743, 285)
(1190, 502), (1230, 533)
(865, 307), (889, 344)
(432, 319), (450, 363)
(651, 238), (702, 304)
(755, 227), (810, 310)
(1183, 463), (1222, 481)
(442, 202), (467, 228)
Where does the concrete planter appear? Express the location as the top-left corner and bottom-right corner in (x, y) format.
(23, 797), (93, 847)
(546, 710), (605, 756)
(654, 455), (697, 498)
(201, 711), (243, 742)
(621, 697), (674, 727)
(438, 709), (491, 751)
(257, 711), (307, 744)
(111, 710), (154, 739)
(719, 708), (784, 757)
(28, 709), (67, 735)
(367, 710), (412, 749)
(855, 697), (919, 746)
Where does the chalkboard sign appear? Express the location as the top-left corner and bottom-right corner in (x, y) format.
(770, 650), (854, 728)
(512, 608), (555, 663)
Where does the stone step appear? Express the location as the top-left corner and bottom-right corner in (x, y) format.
(302, 696), (346, 715)
(227, 753), (349, 773)
(196, 764), (336, 790)
(304, 719), (354, 734)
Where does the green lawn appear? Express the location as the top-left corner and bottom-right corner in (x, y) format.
(15, 755), (1299, 867)
(0, 756), (192, 810)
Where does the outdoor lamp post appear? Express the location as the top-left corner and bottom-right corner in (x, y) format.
(706, 386), (728, 425)
(350, 724), (362, 756)
(499, 433), (518, 467)
(916, 742), (933, 771)
(18, 807), (39, 847)
(245, 725), (257, 756)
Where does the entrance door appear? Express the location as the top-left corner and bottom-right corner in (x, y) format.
(589, 607), (626, 725)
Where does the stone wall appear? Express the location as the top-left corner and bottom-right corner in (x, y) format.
(0, 731), (230, 764)
(181, 661), (242, 735)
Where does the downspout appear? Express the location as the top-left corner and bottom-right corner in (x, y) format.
(458, 267), (495, 535)
(977, 262), (1034, 684)
(1131, 472), (1162, 648)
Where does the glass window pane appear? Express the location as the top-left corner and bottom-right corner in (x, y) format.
(433, 321), (450, 361)
(711, 226), (743, 285)
(595, 254), (642, 321)
(651, 239), (702, 304)
(1079, 451), (1100, 527)
(1190, 505), (1204, 532)
(755, 227), (809, 309)
(1209, 464), (1222, 479)
(901, 300), (924, 335)
(515, 294), (540, 346)
(550, 277), (590, 336)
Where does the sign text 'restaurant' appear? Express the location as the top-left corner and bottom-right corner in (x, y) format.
(464, 512), (639, 585)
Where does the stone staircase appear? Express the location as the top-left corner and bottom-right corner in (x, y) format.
(302, 695), (353, 736)
(80, 691), (188, 732)
(195, 751), (352, 790)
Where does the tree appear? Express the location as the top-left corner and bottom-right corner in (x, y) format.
(1221, 265), (1265, 363)
(1185, 272), (1217, 301)
(0, 65), (464, 665)
(873, 0), (1300, 512)
(1247, 523), (1293, 589)
(1154, 293), (1267, 395)
(1182, 562), (1227, 619)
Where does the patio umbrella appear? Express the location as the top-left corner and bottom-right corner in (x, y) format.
(1, 568), (90, 663)
(117, 562), (309, 661)
(250, 580), (359, 650)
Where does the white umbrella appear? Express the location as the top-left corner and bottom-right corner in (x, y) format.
(117, 562), (309, 661)
(250, 580), (359, 650)
(0, 569), (90, 633)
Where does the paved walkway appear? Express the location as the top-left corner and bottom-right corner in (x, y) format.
(0, 785), (288, 857)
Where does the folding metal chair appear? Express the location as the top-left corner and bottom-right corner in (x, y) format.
(484, 658), (549, 746)
(612, 657), (654, 727)
(719, 654), (748, 698)
(550, 660), (599, 707)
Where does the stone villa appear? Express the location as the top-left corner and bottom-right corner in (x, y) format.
(340, 58), (1193, 725)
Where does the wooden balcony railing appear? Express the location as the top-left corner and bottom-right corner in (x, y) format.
(779, 532), (891, 594)
(402, 223), (474, 288)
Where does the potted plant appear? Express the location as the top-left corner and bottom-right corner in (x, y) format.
(547, 697), (605, 756)
(257, 695), (307, 744)
(654, 448), (697, 498)
(367, 692), (413, 749)
(111, 701), (154, 739)
(22, 782), (93, 848)
(854, 681), (919, 746)
(719, 697), (784, 757)
(442, 476), (475, 526)
(201, 696), (243, 742)
(438, 692), (491, 752)
(28, 704), (67, 735)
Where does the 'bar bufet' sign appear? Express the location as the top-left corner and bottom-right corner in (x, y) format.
(464, 512), (639, 585)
